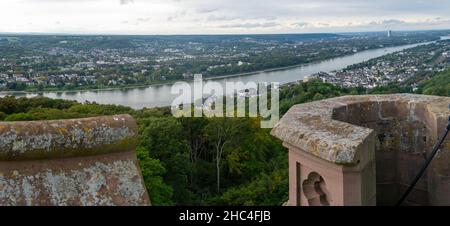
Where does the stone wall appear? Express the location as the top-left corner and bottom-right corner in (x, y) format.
(272, 94), (450, 206)
(0, 115), (150, 206)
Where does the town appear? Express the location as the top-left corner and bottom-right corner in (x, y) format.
(0, 30), (447, 91)
(308, 37), (450, 89)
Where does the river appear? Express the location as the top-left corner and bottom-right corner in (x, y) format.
(1, 40), (441, 109)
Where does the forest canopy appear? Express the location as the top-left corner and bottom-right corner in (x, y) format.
(0, 70), (448, 205)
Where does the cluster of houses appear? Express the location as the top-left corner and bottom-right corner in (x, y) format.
(308, 42), (450, 89)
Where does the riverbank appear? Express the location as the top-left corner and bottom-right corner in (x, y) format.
(0, 61), (336, 95)
(1, 39), (441, 109)
(0, 40), (435, 95)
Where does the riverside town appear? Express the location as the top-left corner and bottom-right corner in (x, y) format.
(1, 0), (450, 225)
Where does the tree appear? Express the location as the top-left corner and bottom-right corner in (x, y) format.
(4, 113), (34, 121)
(0, 96), (19, 114)
(420, 69), (450, 97)
(136, 147), (174, 206)
(37, 83), (44, 91)
(203, 118), (243, 193)
(139, 117), (192, 204)
(211, 168), (288, 206)
(179, 117), (209, 165)
(0, 112), (7, 121)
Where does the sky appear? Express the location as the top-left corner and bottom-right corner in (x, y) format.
(1, 0), (450, 35)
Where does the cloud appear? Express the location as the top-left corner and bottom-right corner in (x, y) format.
(167, 10), (187, 22)
(310, 17), (450, 32)
(196, 7), (219, 14)
(217, 22), (280, 29)
(119, 0), (134, 5)
(137, 17), (151, 22)
(292, 22), (310, 28)
(2, 0), (450, 34)
(207, 15), (242, 22)
(380, 19), (406, 25)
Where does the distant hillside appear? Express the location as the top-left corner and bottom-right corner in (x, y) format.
(144, 33), (343, 42)
(420, 69), (450, 96)
(0, 33), (343, 44)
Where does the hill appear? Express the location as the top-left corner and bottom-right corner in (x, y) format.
(420, 69), (450, 96)
(0, 76), (447, 206)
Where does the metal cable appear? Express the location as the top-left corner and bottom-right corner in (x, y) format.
(396, 116), (450, 206)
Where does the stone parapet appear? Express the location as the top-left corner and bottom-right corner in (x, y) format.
(272, 94), (450, 206)
(0, 115), (150, 206)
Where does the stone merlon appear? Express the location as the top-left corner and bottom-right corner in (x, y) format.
(271, 94), (450, 206)
(271, 94), (450, 165)
(0, 115), (150, 206)
(0, 114), (138, 160)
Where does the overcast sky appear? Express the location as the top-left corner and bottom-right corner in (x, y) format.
(1, 0), (450, 34)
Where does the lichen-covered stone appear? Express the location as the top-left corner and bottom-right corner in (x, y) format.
(271, 94), (450, 165)
(0, 115), (138, 160)
(0, 115), (150, 206)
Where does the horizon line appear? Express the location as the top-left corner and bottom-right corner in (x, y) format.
(1, 28), (450, 36)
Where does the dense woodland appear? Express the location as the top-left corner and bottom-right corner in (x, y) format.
(0, 68), (448, 206)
